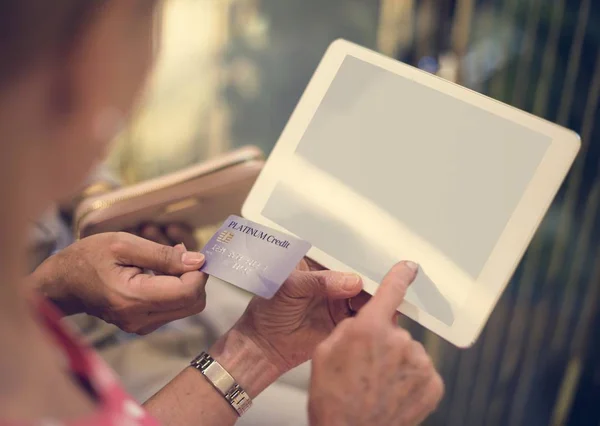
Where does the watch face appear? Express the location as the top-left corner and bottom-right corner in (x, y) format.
(191, 353), (252, 416)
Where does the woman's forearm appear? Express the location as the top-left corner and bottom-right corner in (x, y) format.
(26, 253), (84, 316)
(144, 328), (281, 426)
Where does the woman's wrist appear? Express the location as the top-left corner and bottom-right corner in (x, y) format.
(208, 327), (282, 398)
(146, 327), (276, 426)
(28, 253), (83, 316)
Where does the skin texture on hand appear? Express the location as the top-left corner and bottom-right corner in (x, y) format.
(147, 261), (442, 426)
(29, 232), (208, 334)
(229, 257), (366, 376)
(308, 262), (444, 426)
(146, 327), (279, 426)
(145, 259), (364, 426)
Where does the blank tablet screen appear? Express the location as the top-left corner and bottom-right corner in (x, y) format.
(262, 55), (551, 296)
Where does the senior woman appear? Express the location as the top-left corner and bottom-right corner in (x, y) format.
(0, 1), (443, 425)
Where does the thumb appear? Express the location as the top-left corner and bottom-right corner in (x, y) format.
(129, 270), (207, 311)
(285, 270), (362, 299)
(112, 233), (205, 275)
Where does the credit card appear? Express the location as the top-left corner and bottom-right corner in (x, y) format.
(200, 215), (312, 298)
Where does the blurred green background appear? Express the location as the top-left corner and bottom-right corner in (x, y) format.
(109, 1), (600, 424)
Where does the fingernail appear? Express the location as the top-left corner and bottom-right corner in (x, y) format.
(177, 242), (187, 251)
(342, 273), (361, 291)
(404, 261), (419, 272)
(182, 252), (204, 266)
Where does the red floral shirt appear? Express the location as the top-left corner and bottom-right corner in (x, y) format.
(9, 299), (159, 426)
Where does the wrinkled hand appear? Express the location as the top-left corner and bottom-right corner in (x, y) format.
(309, 262), (444, 426)
(31, 232), (207, 334)
(232, 258), (369, 375)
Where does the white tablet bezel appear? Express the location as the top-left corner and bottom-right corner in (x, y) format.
(242, 39), (580, 348)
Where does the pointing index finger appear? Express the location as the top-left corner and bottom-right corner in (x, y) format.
(360, 261), (419, 319)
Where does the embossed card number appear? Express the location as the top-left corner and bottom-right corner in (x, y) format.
(200, 215), (312, 299)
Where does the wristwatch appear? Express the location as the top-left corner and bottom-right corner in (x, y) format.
(190, 352), (252, 416)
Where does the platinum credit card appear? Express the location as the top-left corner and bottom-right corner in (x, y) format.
(200, 215), (311, 298)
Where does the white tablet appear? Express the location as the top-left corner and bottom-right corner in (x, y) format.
(242, 39), (580, 348)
